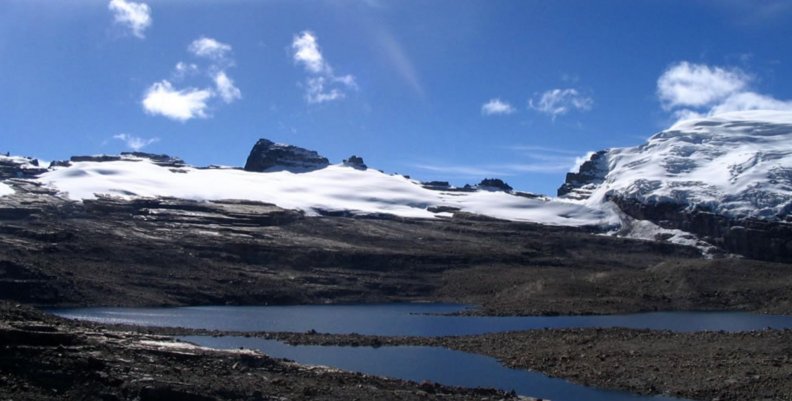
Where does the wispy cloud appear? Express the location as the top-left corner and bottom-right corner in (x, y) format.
(108, 0), (151, 39)
(701, 0), (792, 25)
(529, 88), (592, 120)
(412, 145), (581, 178)
(411, 164), (508, 177)
(481, 98), (516, 116)
(657, 61), (792, 121)
(214, 71), (241, 103)
(142, 80), (213, 122)
(173, 62), (199, 79)
(412, 162), (573, 178)
(188, 37), (233, 61)
(291, 31), (357, 104)
(113, 133), (159, 151)
(374, 29), (424, 97)
(506, 145), (584, 155)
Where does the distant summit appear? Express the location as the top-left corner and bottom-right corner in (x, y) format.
(244, 139), (330, 173)
(560, 110), (792, 261)
(342, 155), (367, 170)
(476, 178), (513, 192)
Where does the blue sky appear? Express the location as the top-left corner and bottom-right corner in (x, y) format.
(2, 0), (792, 195)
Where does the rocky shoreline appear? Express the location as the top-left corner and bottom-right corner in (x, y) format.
(120, 325), (792, 401)
(0, 302), (528, 401)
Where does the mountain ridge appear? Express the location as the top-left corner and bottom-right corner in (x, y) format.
(2, 110), (791, 260)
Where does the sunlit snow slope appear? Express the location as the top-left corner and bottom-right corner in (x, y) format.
(574, 111), (792, 220)
(37, 159), (616, 227)
(0, 182), (13, 196)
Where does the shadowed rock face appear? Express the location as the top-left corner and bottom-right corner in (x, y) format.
(476, 178), (513, 192)
(609, 195), (792, 262)
(557, 150), (608, 199)
(244, 139), (329, 173)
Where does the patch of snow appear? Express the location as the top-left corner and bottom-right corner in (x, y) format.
(577, 110), (792, 220)
(38, 161), (617, 227)
(606, 203), (717, 256)
(0, 182), (13, 197)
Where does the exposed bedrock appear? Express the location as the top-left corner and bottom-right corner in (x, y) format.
(244, 138), (330, 173)
(610, 195), (792, 262)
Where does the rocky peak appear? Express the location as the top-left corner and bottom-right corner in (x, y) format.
(476, 178), (513, 192)
(557, 150), (609, 199)
(342, 155), (367, 170)
(244, 139), (330, 173)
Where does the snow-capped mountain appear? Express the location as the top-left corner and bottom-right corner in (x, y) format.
(561, 110), (792, 260)
(2, 110), (791, 260)
(0, 145), (615, 228)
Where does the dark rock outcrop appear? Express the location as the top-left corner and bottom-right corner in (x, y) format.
(422, 181), (451, 190)
(0, 156), (47, 179)
(610, 195), (792, 262)
(244, 139), (329, 173)
(558, 150), (608, 199)
(476, 178), (513, 192)
(70, 155), (122, 163)
(342, 155), (367, 170)
(121, 152), (186, 167)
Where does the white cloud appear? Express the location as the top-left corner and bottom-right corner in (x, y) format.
(292, 31), (327, 74)
(173, 62), (199, 79)
(142, 80), (214, 122)
(657, 61), (792, 122)
(709, 91), (792, 114)
(291, 30), (357, 104)
(113, 134), (159, 151)
(529, 89), (592, 119)
(481, 98), (516, 116)
(142, 37), (242, 121)
(108, 0), (151, 39)
(214, 71), (241, 103)
(305, 77), (345, 104)
(188, 37), (232, 60)
(657, 62), (749, 109)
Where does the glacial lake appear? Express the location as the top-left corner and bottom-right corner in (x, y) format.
(52, 304), (792, 401)
(180, 335), (682, 401)
(53, 303), (792, 336)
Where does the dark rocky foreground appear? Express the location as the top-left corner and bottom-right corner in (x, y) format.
(0, 302), (526, 401)
(171, 328), (792, 401)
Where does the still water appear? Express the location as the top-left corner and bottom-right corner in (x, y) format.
(181, 335), (682, 401)
(53, 304), (792, 401)
(54, 303), (792, 336)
